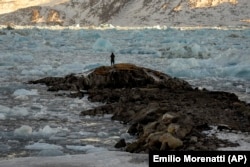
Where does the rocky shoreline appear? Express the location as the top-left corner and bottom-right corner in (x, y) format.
(29, 63), (250, 152)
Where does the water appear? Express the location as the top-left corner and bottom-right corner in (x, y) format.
(0, 26), (249, 158)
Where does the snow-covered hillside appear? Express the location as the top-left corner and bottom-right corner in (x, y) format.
(0, 0), (249, 27)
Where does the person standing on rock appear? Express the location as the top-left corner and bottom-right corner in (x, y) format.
(110, 52), (115, 66)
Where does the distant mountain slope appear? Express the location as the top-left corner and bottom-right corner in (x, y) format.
(0, 0), (249, 27)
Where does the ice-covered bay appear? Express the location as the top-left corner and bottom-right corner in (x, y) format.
(0, 26), (250, 164)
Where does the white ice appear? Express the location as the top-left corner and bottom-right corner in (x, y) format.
(13, 89), (38, 96)
(203, 126), (250, 150)
(66, 145), (108, 153)
(0, 113), (6, 120)
(25, 143), (63, 150)
(10, 107), (29, 117)
(13, 125), (64, 138)
(0, 106), (29, 118)
(37, 149), (64, 157)
(92, 38), (114, 52)
(217, 132), (250, 151)
(33, 125), (62, 137)
(14, 125), (33, 136)
(0, 105), (10, 119)
(0, 105), (11, 113)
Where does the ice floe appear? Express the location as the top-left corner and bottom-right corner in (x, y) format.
(25, 143), (63, 150)
(14, 125), (33, 137)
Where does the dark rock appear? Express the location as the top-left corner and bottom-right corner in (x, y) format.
(115, 139), (126, 148)
(217, 124), (231, 131)
(126, 139), (146, 153)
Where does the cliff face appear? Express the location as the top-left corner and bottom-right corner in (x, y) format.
(0, 0), (249, 26)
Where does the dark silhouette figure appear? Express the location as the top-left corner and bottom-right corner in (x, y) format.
(110, 52), (115, 66)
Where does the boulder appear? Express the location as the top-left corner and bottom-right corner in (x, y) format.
(159, 133), (183, 150)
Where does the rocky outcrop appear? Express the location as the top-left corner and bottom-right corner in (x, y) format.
(29, 63), (191, 90)
(29, 63), (250, 152)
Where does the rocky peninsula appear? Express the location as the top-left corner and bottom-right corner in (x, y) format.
(29, 63), (250, 152)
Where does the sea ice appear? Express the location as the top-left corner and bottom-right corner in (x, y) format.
(37, 149), (64, 157)
(97, 132), (109, 138)
(14, 125), (33, 136)
(55, 62), (86, 76)
(33, 125), (61, 137)
(217, 132), (250, 151)
(10, 107), (29, 117)
(78, 131), (96, 137)
(25, 143), (63, 150)
(2, 54), (34, 63)
(66, 145), (108, 153)
(0, 105), (11, 120)
(13, 89), (38, 96)
(246, 88), (250, 94)
(120, 133), (133, 140)
(0, 106), (29, 119)
(203, 126), (250, 150)
(0, 143), (10, 152)
(0, 105), (11, 113)
(21, 69), (45, 76)
(160, 42), (210, 59)
(14, 95), (29, 100)
(92, 38), (114, 52)
(0, 113), (6, 120)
